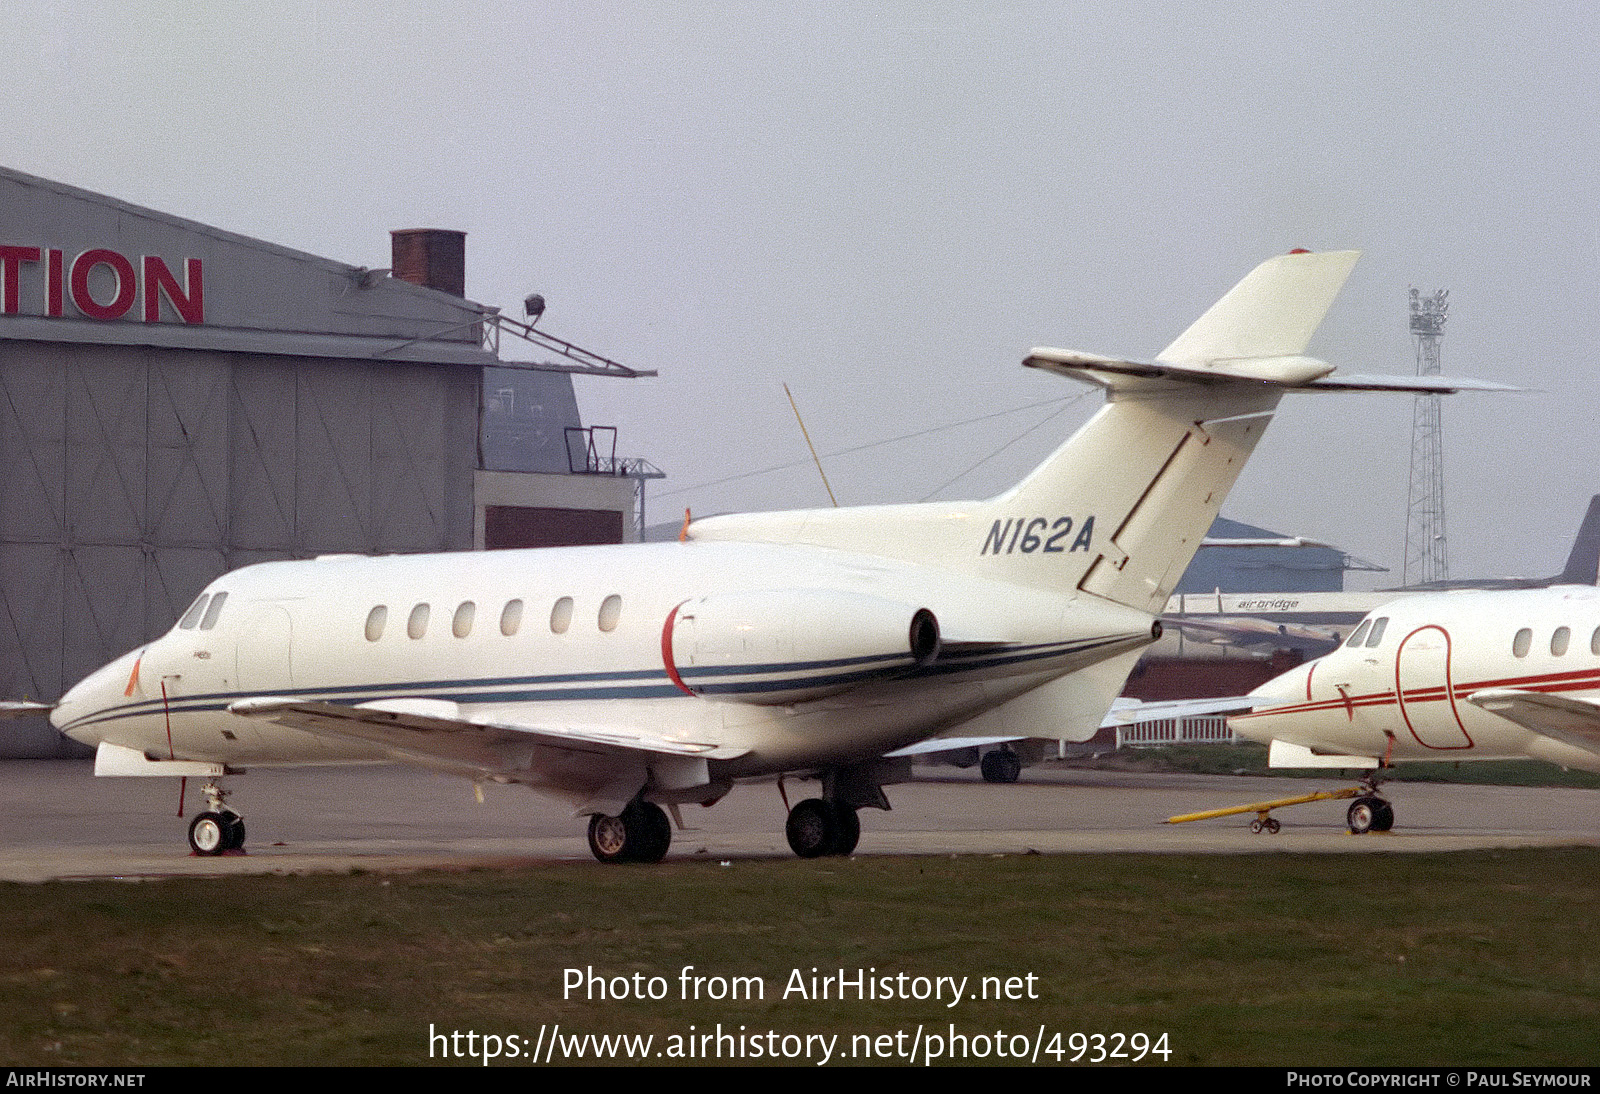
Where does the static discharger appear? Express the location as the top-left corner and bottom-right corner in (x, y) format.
(1165, 787), (1361, 834)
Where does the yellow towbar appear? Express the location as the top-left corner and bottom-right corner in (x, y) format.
(1165, 787), (1360, 834)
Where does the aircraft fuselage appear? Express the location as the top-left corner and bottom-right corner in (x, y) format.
(52, 540), (1155, 787)
(1233, 585), (1600, 772)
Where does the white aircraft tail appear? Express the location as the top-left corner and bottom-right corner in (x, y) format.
(982, 251), (1360, 613)
(692, 250), (1496, 617)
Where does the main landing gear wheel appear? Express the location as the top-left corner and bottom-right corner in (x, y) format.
(1347, 796), (1395, 835)
(980, 749), (1022, 784)
(785, 798), (860, 858)
(587, 800), (673, 864)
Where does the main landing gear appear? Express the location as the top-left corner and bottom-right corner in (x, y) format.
(587, 799), (673, 864)
(187, 781), (247, 856)
(782, 765), (885, 857)
(785, 798), (861, 858)
(980, 748), (1022, 784)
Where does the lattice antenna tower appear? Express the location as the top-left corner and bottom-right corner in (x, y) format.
(1403, 288), (1450, 584)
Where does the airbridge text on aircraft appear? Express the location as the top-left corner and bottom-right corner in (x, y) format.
(563, 965), (1039, 1008)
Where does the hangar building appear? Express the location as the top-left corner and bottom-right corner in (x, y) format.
(0, 166), (653, 756)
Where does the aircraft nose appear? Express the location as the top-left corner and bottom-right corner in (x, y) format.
(1230, 660), (1314, 744)
(48, 646), (145, 737)
(1253, 661), (1311, 705)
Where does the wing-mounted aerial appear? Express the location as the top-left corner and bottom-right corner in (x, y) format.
(229, 697), (750, 814)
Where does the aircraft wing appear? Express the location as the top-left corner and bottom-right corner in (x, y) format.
(1160, 615), (1343, 651)
(228, 696), (751, 777)
(886, 735), (1027, 758)
(1465, 689), (1600, 756)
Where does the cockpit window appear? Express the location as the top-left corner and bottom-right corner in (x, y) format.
(1363, 617), (1388, 648)
(197, 591), (228, 631)
(1345, 620), (1372, 648)
(178, 594), (210, 630)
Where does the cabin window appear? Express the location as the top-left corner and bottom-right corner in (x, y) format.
(178, 595), (210, 630)
(1345, 620), (1372, 648)
(1591, 627), (1600, 656)
(453, 601), (475, 638)
(198, 591), (228, 631)
(408, 603), (431, 639)
(598, 594), (622, 633)
(550, 597), (573, 634)
(1513, 628), (1532, 658)
(1552, 626), (1571, 656)
(365, 605), (388, 642)
(500, 599), (524, 636)
(1363, 617), (1388, 648)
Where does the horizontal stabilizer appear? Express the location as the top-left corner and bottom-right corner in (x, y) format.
(1467, 689), (1600, 756)
(1025, 350), (1515, 395)
(1301, 373), (1518, 394)
(1024, 349), (1335, 387)
(0, 700), (53, 719)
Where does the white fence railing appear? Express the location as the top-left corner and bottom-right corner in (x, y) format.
(1115, 715), (1235, 748)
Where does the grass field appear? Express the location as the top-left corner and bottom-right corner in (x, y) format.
(2, 849), (1595, 1067)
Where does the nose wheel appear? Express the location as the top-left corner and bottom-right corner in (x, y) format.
(187, 781), (247, 855)
(1346, 795), (1395, 834)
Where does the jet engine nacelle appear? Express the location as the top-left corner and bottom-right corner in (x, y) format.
(662, 590), (939, 704)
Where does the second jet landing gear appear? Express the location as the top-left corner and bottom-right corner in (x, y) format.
(1345, 794), (1395, 835)
(187, 780), (246, 856)
(587, 799), (673, 864)
(1166, 771), (1397, 836)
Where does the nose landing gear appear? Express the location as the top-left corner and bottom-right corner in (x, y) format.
(187, 781), (247, 855)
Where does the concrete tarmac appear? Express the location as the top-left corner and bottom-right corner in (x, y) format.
(1, 760), (1596, 881)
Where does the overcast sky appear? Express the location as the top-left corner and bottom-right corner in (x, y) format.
(7, 2), (1598, 585)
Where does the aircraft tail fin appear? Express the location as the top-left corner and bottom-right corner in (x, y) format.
(693, 250), (1506, 619)
(1557, 496), (1600, 585)
(987, 251), (1363, 614)
(1156, 249), (1360, 368)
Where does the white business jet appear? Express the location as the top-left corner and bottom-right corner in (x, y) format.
(1231, 584), (1600, 833)
(20, 249), (1503, 863)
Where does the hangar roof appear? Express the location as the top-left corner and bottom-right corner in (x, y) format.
(0, 165), (496, 366)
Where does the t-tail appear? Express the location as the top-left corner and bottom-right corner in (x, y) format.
(689, 249), (1508, 617)
(979, 249), (1361, 614)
